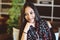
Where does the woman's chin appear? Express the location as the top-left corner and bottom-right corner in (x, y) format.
(29, 20), (34, 23)
(29, 21), (33, 23)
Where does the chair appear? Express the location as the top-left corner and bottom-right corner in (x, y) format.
(13, 27), (20, 40)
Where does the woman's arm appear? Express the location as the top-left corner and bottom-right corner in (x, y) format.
(21, 22), (31, 40)
(21, 32), (27, 40)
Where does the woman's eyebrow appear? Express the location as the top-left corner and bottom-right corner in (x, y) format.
(25, 12), (28, 14)
(31, 10), (34, 13)
(30, 11), (32, 14)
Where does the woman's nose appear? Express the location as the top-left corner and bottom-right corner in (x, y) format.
(28, 14), (31, 18)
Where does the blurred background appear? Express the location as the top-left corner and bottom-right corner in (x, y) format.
(0, 0), (60, 40)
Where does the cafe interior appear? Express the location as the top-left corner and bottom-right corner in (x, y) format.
(0, 0), (60, 40)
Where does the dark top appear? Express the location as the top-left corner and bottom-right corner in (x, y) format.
(27, 20), (52, 40)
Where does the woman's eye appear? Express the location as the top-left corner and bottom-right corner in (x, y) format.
(24, 14), (26, 16)
(30, 12), (32, 14)
(24, 13), (28, 16)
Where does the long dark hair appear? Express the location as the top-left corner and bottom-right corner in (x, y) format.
(19, 1), (41, 40)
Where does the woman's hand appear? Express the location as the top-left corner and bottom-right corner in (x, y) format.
(21, 22), (32, 40)
(24, 22), (35, 33)
(23, 22), (31, 33)
(21, 22), (35, 40)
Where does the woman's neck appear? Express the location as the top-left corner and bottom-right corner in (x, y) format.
(27, 22), (35, 27)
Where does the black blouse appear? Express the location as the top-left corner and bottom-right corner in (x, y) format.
(27, 20), (52, 40)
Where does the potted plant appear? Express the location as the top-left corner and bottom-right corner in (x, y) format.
(7, 0), (24, 34)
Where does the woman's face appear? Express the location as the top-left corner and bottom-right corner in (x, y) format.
(25, 6), (35, 23)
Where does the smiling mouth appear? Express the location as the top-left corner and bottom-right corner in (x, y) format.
(28, 18), (33, 20)
(28, 18), (34, 21)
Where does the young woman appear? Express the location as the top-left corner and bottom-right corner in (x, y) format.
(19, 1), (52, 40)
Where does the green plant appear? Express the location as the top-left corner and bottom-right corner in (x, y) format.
(7, 0), (24, 34)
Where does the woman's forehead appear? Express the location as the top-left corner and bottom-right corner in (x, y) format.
(25, 6), (34, 13)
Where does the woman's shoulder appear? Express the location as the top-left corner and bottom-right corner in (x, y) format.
(39, 19), (50, 27)
(39, 19), (47, 24)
